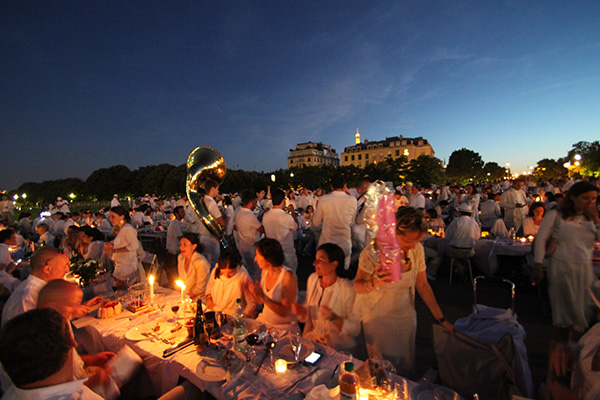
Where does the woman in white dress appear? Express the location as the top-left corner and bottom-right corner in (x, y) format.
(521, 202), (545, 237)
(247, 238), (298, 330)
(177, 232), (210, 301)
(291, 243), (360, 353)
(79, 226), (105, 260)
(205, 247), (256, 317)
(104, 206), (140, 288)
(354, 207), (454, 375)
(533, 181), (600, 340)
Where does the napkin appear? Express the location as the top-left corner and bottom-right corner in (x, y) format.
(490, 219), (509, 239)
(107, 345), (143, 387)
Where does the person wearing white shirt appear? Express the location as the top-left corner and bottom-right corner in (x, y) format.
(110, 194), (121, 208)
(36, 223), (55, 247)
(296, 188), (314, 210)
(409, 184), (426, 209)
(233, 191), (264, 280)
(0, 308), (104, 400)
(94, 212), (113, 238)
(351, 179), (371, 256)
(500, 179), (529, 231)
(479, 193), (502, 231)
(197, 180), (227, 268)
(55, 197), (70, 214)
(463, 184), (481, 222)
(263, 189), (298, 272)
(103, 207), (140, 287)
(0, 229), (20, 293)
(312, 174), (357, 269)
(205, 248), (256, 317)
(177, 233), (210, 301)
(445, 203), (481, 259)
(291, 243), (360, 353)
(2, 247), (70, 326)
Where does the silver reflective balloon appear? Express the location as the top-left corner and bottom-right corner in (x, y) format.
(186, 146), (227, 246)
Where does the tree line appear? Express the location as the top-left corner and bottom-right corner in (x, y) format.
(9, 140), (599, 206)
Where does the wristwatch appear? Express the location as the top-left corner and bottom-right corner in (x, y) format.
(436, 316), (447, 324)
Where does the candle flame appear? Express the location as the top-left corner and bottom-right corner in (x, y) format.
(149, 275), (154, 285)
(175, 280), (186, 289)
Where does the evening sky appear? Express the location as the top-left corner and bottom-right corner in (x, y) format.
(2, 1), (599, 190)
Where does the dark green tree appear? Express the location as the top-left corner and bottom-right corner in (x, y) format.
(83, 165), (133, 200)
(483, 162), (505, 181)
(406, 155), (445, 187)
(534, 158), (567, 179)
(446, 148), (484, 183)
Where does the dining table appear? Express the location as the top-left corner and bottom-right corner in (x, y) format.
(71, 286), (446, 400)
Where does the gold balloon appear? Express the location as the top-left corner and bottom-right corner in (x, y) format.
(186, 146), (227, 244)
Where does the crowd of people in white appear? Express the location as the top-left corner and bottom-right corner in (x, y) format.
(0, 173), (599, 399)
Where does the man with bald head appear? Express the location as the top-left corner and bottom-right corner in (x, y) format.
(2, 247), (70, 326)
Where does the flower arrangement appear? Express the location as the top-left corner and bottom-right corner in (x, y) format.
(70, 258), (101, 287)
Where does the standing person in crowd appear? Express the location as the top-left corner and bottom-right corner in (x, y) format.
(177, 232), (210, 301)
(500, 178), (529, 231)
(521, 202), (545, 237)
(205, 247), (256, 317)
(291, 243), (361, 353)
(110, 194), (121, 208)
(2, 247), (70, 325)
(198, 179), (226, 268)
(354, 207), (453, 375)
(165, 205), (185, 282)
(247, 238), (298, 331)
(233, 190), (264, 281)
(533, 181), (600, 340)
(312, 174), (357, 270)
(103, 206), (140, 288)
(262, 189), (298, 272)
(463, 184), (481, 223)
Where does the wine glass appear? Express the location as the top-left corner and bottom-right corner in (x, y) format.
(290, 322), (302, 362)
(171, 303), (180, 323)
(156, 294), (166, 313)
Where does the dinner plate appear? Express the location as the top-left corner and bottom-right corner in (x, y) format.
(125, 321), (167, 341)
(272, 336), (314, 363)
(195, 355), (243, 382)
(410, 384), (462, 400)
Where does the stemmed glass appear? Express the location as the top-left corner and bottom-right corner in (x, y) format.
(155, 294), (166, 318)
(290, 322), (302, 362)
(171, 302), (180, 323)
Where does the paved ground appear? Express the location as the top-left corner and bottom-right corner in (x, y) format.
(296, 252), (556, 392)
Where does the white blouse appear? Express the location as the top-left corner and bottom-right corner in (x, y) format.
(177, 251), (210, 300)
(206, 265), (255, 316)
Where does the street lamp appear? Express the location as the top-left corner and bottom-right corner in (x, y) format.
(271, 174), (276, 182)
(21, 193), (26, 199)
(574, 154), (582, 161)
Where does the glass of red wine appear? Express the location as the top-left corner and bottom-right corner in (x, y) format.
(171, 304), (180, 322)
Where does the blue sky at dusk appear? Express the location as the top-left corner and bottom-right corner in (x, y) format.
(2, 1), (599, 190)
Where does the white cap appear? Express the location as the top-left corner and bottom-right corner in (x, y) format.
(405, 182), (413, 187)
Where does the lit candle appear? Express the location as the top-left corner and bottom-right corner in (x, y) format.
(520, 237), (527, 243)
(149, 275), (155, 304)
(274, 359), (287, 375)
(175, 280), (186, 303)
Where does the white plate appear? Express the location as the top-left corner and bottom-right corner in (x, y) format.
(195, 356), (243, 382)
(273, 336), (314, 363)
(125, 321), (167, 341)
(410, 384), (462, 400)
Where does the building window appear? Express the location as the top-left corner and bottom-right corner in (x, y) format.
(308, 158), (311, 162)
(351, 155), (355, 161)
(290, 159), (293, 164)
(365, 154), (369, 160)
(345, 156), (348, 161)
(396, 150), (400, 156)
(358, 154), (362, 160)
